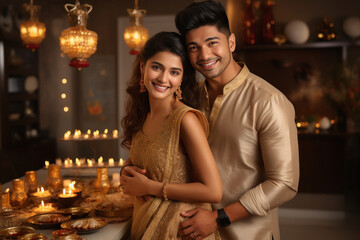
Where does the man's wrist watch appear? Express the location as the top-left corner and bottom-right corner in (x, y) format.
(217, 208), (231, 227)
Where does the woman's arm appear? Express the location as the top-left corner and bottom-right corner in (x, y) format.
(121, 112), (222, 203)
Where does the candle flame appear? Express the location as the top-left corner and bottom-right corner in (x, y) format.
(63, 188), (66, 194)
(5, 188), (10, 193)
(41, 200), (45, 207)
(64, 131), (71, 139)
(69, 181), (76, 190)
(45, 161), (49, 167)
(41, 186), (44, 192)
(87, 159), (93, 167)
(113, 129), (118, 138)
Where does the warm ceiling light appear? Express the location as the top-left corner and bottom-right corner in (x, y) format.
(123, 0), (148, 55)
(20, 0), (46, 51)
(59, 0), (98, 69)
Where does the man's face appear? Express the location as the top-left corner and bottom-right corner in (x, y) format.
(185, 25), (235, 80)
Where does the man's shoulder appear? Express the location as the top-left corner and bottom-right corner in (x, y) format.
(245, 72), (284, 98)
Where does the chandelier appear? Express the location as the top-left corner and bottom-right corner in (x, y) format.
(123, 0), (148, 55)
(59, 0), (98, 69)
(20, 0), (46, 51)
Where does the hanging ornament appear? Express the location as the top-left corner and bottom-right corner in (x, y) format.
(123, 0), (148, 55)
(59, 0), (98, 69)
(20, 0), (46, 51)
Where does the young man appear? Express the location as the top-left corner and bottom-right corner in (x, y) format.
(175, 1), (299, 240)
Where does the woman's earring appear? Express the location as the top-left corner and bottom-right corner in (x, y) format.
(140, 76), (147, 93)
(175, 87), (182, 100)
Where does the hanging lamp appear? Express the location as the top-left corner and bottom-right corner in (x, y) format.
(20, 0), (46, 51)
(123, 0), (148, 55)
(59, 0), (98, 69)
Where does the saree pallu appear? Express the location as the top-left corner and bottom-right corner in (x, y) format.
(129, 105), (220, 240)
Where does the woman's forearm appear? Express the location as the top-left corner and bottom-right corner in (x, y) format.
(146, 179), (222, 203)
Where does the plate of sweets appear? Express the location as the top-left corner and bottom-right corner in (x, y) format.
(27, 213), (71, 228)
(61, 217), (107, 234)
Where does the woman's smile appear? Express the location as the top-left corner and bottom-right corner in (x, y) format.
(152, 82), (170, 92)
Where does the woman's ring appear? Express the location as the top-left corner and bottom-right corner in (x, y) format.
(193, 232), (198, 238)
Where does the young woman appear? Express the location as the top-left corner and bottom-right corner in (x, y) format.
(120, 32), (222, 240)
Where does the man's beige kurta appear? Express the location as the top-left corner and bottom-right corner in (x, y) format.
(200, 64), (299, 240)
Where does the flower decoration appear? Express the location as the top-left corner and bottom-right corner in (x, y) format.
(324, 63), (360, 116)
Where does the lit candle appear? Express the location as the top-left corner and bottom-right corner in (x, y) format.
(69, 181), (75, 190)
(112, 129), (118, 138)
(64, 131), (71, 140)
(87, 159), (93, 167)
(56, 158), (62, 166)
(34, 200), (55, 213)
(98, 157), (104, 166)
(102, 129), (108, 138)
(119, 158), (124, 166)
(108, 158), (114, 166)
(112, 173), (120, 187)
(75, 158), (81, 167)
(45, 161), (49, 168)
(69, 159), (73, 167)
(93, 130), (100, 138)
(73, 129), (82, 139)
(58, 188), (77, 198)
(32, 186), (51, 198)
(64, 158), (70, 168)
(68, 181), (81, 196)
(84, 134), (89, 139)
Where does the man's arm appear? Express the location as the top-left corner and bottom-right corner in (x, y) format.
(179, 94), (299, 239)
(239, 93), (299, 216)
(179, 201), (250, 240)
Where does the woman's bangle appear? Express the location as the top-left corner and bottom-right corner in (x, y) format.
(162, 182), (168, 201)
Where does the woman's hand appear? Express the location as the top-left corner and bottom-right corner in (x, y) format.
(120, 167), (151, 197)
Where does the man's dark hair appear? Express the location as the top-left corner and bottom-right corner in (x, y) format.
(175, 0), (230, 38)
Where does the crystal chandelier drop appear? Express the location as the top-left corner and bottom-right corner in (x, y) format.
(59, 0), (98, 69)
(123, 0), (148, 55)
(20, 0), (46, 51)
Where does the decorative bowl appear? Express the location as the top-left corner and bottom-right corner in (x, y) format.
(0, 226), (35, 239)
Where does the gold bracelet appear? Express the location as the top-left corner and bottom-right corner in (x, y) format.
(162, 182), (168, 201)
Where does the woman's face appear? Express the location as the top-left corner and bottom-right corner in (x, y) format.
(141, 51), (183, 102)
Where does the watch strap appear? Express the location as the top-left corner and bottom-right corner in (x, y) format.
(217, 208), (231, 227)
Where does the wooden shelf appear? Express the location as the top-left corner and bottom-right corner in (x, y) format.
(8, 117), (39, 126)
(0, 40), (41, 149)
(9, 92), (39, 101)
(238, 40), (360, 50)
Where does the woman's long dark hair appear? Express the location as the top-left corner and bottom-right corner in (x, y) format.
(121, 32), (199, 149)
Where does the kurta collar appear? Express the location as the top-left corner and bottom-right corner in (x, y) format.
(200, 63), (250, 132)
